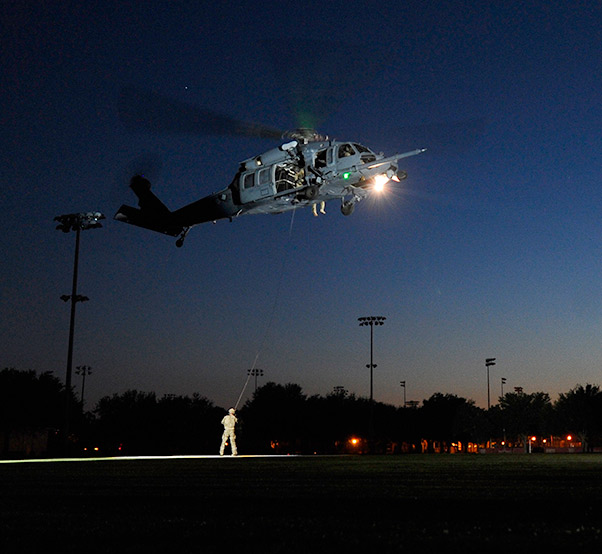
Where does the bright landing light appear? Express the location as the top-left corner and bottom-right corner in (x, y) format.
(373, 174), (389, 192)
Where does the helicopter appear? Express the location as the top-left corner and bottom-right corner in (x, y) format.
(114, 89), (426, 247)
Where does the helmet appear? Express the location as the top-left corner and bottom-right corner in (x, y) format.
(228, 408), (235, 414)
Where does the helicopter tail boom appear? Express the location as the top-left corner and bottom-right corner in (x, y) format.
(114, 175), (185, 237)
(114, 204), (184, 237)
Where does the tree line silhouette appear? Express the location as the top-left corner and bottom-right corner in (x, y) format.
(1, 368), (601, 457)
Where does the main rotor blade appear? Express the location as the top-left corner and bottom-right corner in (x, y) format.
(118, 87), (284, 139)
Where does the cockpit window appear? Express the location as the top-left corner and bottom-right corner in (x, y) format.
(338, 143), (356, 158)
(354, 143), (376, 163)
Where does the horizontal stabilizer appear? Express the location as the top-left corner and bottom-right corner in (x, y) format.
(114, 204), (184, 237)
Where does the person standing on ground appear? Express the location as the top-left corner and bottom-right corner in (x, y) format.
(220, 407), (238, 456)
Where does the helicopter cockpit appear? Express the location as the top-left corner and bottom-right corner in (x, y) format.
(336, 143), (378, 164)
(315, 142), (377, 169)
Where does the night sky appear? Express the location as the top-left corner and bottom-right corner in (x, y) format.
(2, 1), (601, 410)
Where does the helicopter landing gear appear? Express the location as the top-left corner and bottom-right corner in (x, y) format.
(304, 185), (319, 200)
(341, 201), (355, 216)
(175, 227), (190, 248)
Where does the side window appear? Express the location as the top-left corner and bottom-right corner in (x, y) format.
(258, 168), (271, 186)
(243, 172), (254, 189)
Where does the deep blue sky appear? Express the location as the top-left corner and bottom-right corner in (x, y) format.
(2, 1), (601, 410)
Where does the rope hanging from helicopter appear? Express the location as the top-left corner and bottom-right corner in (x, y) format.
(233, 209), (297, 409)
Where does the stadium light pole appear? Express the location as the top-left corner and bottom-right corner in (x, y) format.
(485, 358), (496, 409)
(55, 212), (104, 446)
(358, 316), (386, 402)
(247, 368), (264, 393)
(400, 380), (406, 408)
(358, 316), (386, 450)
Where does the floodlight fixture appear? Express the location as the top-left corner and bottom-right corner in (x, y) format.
(54, 211), (105, 232)
(247, 368), (265, 393)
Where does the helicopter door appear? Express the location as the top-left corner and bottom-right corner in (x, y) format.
(315, 147), (334, 168)
(326, 147), (334, 165)
(239, 167), (275, 204)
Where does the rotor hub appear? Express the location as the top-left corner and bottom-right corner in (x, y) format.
(282, 128), (327, 143)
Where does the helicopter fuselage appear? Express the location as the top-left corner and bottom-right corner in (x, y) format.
(181, 138), (421, 219)
(115, 136), (424, 246)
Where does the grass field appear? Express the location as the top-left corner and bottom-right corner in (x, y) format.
(2, 454), (602, 552)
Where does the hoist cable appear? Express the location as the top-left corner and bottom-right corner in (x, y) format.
(233, 209), (296, 409)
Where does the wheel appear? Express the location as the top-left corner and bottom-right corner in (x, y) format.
(304, 186), (319, 200)
(341, 202), (355, 216)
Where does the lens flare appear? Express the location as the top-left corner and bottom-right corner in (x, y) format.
(373, 174), (389, 192)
